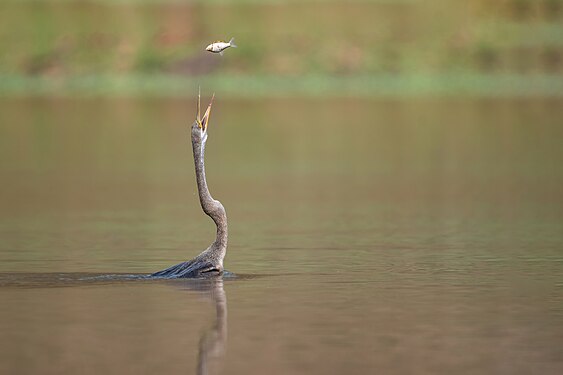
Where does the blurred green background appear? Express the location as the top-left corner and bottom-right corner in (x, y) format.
(1, 0), (562, 97)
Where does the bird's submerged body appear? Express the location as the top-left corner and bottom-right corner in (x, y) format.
(151, 91), (228, 279)
(151, 249), (223, 278)
(206, 37), (237, 55)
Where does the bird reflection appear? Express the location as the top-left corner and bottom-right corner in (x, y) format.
(173, 278), (227, 375)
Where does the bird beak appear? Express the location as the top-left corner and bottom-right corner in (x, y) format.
(197, 89), (215, 132)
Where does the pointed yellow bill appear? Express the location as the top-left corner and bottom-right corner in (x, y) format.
(197, 86), (201, 128)
(201, 93), (214, 131)
(196, 89), (215, 131)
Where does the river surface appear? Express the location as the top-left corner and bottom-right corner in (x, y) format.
(0, 97), (562, 374)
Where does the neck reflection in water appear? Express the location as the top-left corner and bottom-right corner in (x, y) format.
(174, 278), (227, 375)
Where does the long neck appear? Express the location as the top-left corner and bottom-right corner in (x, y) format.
(192, 138), (228, 250)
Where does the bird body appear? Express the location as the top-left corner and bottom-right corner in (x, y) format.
(206, 38), (237, 56)
(152, 92), (228, 278)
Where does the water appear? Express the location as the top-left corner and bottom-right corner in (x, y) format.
(0, 97), (562, 374)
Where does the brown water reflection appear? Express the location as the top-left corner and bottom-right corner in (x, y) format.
(0, 98), (562, 374)
(0, 273), (229, 375)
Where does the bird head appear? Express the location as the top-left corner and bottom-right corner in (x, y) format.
(192, 89), (214, 144)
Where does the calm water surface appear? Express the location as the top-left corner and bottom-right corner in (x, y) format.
(0, 98), (562, 374)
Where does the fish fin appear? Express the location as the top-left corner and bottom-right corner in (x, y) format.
(219, 50), (224, 56)
(229, 37), (237, 48)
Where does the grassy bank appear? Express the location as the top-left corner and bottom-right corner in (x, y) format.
(1, 0), (562, 97)
(1, 73), (562, 98)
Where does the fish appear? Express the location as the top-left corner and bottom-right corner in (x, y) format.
(205, 37), (237, 56)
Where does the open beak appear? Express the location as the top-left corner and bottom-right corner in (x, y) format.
(197, 88), (215, 132)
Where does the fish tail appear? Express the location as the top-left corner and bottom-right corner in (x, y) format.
(229, 37), (237, 48)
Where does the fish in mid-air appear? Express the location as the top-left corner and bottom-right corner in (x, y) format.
(206, 37), (237, 56)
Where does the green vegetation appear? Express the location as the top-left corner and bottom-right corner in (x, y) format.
(0, 0), (562, 97)
(2, 73), (562, 98)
